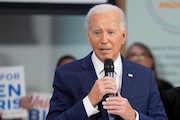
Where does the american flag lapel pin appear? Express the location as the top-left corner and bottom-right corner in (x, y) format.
(128, 73), (133, 78)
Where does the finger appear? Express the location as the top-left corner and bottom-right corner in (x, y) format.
(103, 82), (117, 94)
(97, 78), (116, 90)
(117, 91), (122, 98)
(103, 80), (116, 87)
(116, 91), (120, 96)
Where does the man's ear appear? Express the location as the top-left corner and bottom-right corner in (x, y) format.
(121, 29), (127, 44)
(86, 30), (91, 45)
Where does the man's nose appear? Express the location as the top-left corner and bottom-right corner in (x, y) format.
(101, 33), (108, 43)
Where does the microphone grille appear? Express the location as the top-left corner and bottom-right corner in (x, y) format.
(104, 59), (114, 72)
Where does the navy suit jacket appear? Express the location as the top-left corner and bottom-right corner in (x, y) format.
(46, 52), (167, 120)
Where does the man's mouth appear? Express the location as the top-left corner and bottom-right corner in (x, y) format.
(100, 48), (111, 53)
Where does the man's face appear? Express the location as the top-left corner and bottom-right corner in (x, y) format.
(86, 10), (126, 62)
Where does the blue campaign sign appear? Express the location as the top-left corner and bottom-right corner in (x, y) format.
(0, 66), (28, 119)
(0, 72), (20, 81)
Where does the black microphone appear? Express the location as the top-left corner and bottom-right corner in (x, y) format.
(104, 59), (116, 97)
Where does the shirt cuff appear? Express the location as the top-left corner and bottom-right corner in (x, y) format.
(83, 96), (99, 117)
(135, 110), (139, 120)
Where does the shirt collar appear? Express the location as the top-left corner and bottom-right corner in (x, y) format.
(91, 52), (122, 76)
(92, 52), (104, 75)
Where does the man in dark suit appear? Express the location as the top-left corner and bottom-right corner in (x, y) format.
(46, 4), (167, 120)
(161, 87), (180, 120)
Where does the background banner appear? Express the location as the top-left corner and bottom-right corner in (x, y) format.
(27, 92), (51, 120)
(0, 66), (28, 119)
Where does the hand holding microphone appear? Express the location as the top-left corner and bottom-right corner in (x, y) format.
(104, 59), (116, 97)
(103, 59), (136, 119)
(87, 59), (116, 107)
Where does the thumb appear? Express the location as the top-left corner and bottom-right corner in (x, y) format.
(117, 91), (123, 98)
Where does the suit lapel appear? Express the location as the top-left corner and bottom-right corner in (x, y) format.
(121, 56), (135, 98)
(81, 69), (97, 91)
(80, 52), (97, 91)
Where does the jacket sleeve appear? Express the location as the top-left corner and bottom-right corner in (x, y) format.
(138, 71), (168, 120)
(46, 69), (89, 120)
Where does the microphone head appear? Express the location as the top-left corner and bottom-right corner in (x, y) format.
(104, 59), (114, 73)
(104, 59), (116, 97)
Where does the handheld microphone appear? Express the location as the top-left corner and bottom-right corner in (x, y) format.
(104, 59), (116, 97)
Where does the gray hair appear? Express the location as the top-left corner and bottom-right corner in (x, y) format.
(85, 4), (126, 30)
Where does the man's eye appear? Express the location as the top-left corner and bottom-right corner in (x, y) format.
(94, 31), (100, 35)
(108, 31), (114, 35)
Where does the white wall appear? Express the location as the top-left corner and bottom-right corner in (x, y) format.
(126, 0), (180, 87)
(0, 15), (91, 93)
